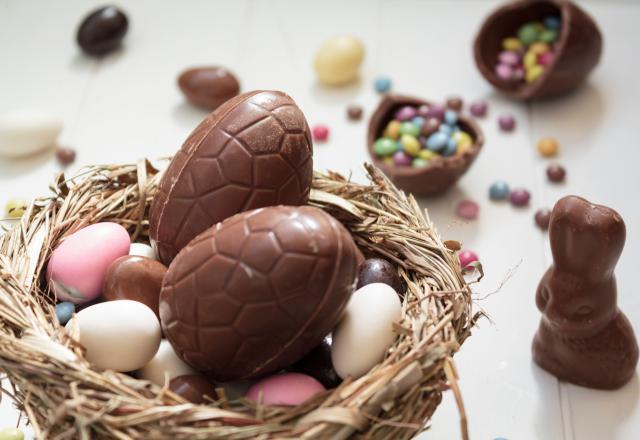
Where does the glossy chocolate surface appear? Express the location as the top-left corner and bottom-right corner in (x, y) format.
(178, 67), (240, 110)
(149, 90), (313, 264)
(103, 255), (166, 319)
(532, 196), (638, 389)
(474, 0), (602, 100)
(169, 374), (217, 404)
(368, 94), (483, 197)
(160, 205), (359, 381)
(290, 336), (341, 388)
(356, 258), (402, 294)
(77, 6), (128, 56)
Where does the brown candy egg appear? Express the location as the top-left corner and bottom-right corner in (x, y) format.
(160, 205), (359, 382)
(356, 258), (403, 294)
(149, 90), (313, 264)
(103, 255), (167, 319)
(178, 67), (240, 110)
(169, 374), (218, 404)
(474, 0), (602, 100)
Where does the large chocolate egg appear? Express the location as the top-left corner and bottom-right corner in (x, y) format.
(160, 206), (359, 381)
(150, 90), (313, 264)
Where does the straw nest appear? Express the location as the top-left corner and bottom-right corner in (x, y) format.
(0, 160), (479, 439)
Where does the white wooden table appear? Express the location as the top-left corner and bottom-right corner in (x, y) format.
(1, 0), (639, 438)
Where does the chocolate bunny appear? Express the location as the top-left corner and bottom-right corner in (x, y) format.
(532, 196), (638, 389)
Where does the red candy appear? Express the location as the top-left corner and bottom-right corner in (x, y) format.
(312, 124), (329, 141)
(456, 199), (479, 220)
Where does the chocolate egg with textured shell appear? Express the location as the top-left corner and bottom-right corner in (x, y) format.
(160, 205), (359, 382)
(178, 66), (240, 110)
(149, 90), (313, 264)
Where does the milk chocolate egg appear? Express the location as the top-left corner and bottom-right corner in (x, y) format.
(178, 67), (240, 110)
(169, 374), (218, 404)
(149, 90), (313, 264)
(103, 255), (166, 319)
(160, 205), (359, 381)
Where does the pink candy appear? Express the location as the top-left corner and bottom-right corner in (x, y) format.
(456, 200), (479, 220)
(459, 250), (479, 269)
(538, 52), (553, 66)
(393, 150), (412, 166)
(312, 124), (329, 141)
(495, 64), (514, 80)
(246, 373), (325, 406)
(498, 51), (520, 66)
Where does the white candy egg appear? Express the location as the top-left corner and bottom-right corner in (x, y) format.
(0, 108), (63, 157)
(314, 36), (365, 86)
(139, 340), (195, 386)
(66, 300), (161, 372)
(129, 242), (158, 260)
(331, 283), (401, 379)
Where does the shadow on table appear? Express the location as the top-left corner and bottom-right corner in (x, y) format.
(309, 78), (363, 105)
(171, 101), (209, 129)
(0, 146), (55, 180)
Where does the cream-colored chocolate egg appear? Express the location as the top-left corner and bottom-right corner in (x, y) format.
(314, 36), (365, 86)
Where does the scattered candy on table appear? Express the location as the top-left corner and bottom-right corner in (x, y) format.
(346, 104), (363, 121)
(489, 181), (510, 200)
(498, 114), (516, 131)
(535, 208), (551, 230)
(496, 16), (561, 84)
(469, 100), (488, 117)
(312, 124), (329, 141)
(314, 35), (364, 86)
(55, 301), (75, 325)
(4, 198), (28, 218)
(77, 5), (129, 56)
(459, 249), (479, 268)
(446, 96), (463, 111)
(374, 76), (392, 93)
(546, 163), (566, 182)
(373, 102), (475, 169)
(246, 372), (325, 406)
(537, 137), (559, 157)
(178, 66), (240, 111)
(509, 188), (531, 207)
(0, 108), (63, 158)
(456, 199), (480, 220)
(55, 146), (76, 166)
(0, 427), (24, 440)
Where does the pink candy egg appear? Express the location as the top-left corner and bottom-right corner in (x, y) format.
(47, 222), (130, 304)
(246, 372), (325, 406)
(495, 63), (514, 80)
(459, 249), (479, 268)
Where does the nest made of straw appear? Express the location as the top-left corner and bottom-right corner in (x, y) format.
(0, 161), (478, 440)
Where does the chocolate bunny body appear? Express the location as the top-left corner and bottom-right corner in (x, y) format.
(533, 196), (638, 389)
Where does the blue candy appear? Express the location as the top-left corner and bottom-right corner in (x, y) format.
(489, 181), (510, 200)
(412, 116), (425, 128)
(439, 124), (452, 135)
(442, 137), (458, 156)
(543, 16), (561, 30)
(444, 110), (458, 125)
(374, 76), (392, 93)
(426, 132), (449, 152)
(55, 302), (75, 325)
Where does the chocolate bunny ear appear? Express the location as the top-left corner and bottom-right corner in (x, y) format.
(549, 196), (626, 277)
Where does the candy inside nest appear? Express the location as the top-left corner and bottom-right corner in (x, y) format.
(0, 160), (479, 439)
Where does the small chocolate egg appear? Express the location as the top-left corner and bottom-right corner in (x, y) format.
(66, 300), (161, 372)
(76, 6), (128, 55)
(129, 242), (157, 260)
(314, 36), (365, 86)
(356, 258), (402, 293)
(169, 374), (218, 404)
(139, 340), (195, 386)
(178, 67), (241, 110)
(47, 223), (130, 304)
(291, 336), (341, 388)
(0, 109), (63, 158)
(103, 255), (166, 319)
(331, 283), (401, 379)
(246, 373), (325, 406)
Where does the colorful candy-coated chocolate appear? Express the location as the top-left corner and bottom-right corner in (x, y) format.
(537, 137), (559, 157)
(246, 372), (325, 406)
(374, 138), (397, 156)
(546, 164), (566, 183)
(453, 131), (472, 148)
(412, 116), (425, 128)
(498, 51), (520, 66)
(312, 124), (329, 141)
(498, 114), (516, 131)
(412, 157), (428, 168)
(425, 104), (445, 121)
(438, 124), (452, 135)
(502, 37), (522, 51)
(489, 181), (510, 200)
(47, 223), (130, 304)
(459, 250), (479, 268)
(510, 188), (531, 206)
(55, 302), (75, 325)
(535, 208), (551, 230)
(518, 23), (540, 45)
(530, 42), (549, 55)
(420, 117), (440, 136)
(400, 134), (420, 156)
(394, 105), (417, 121)
(444, 110), (458, 126)
(419, 149), (437, 160)
(446, 96), (463, 111)
(469, 100), (488, 117)
(399, 121), (420, 137)
(416, 104), (431, 118)
(456, 200), (479, 220)
(513, 67), (525, 80)
(523, 51), (538, 69)
(393, 150), (412, 166)
(496, 63), (514, 80)
(526, 65), (545, 83)
(539, 29), (559, 43)
(346, 104), (363, 121)
(544, 16), (561, 30)
(4, 198), (27, 218)
(426, 132), (448, 152)
(383, 120), (401, 139)
(374, 76), (392, 93)
(538, 51), (553, 66)
(442, 137), (458, 156)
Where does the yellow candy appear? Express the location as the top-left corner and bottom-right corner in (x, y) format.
(314, 36), (365, 86)
(533, 22), (545, 33)
(419, 149), (437, 160)
(453, 131), (472, 147)
(523, 51), (538, 69)
(526, 65), (545, 83)
(457, 142), (472, 155)
(5, 198), (28, 218)
(530, 42), (550, 55)
(537, 137), (559, 157)
(400, 134), (421, 156)
(382, 156), (394, 166)
(502, 37), (522, 51)
(383, 120), (401, 140)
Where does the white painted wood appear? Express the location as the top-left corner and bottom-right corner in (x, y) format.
(0, 1), (638, 439)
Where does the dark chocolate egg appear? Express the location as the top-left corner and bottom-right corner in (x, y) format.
(103, 255), (166, 319)
(160, 205), (359, 381)
(356, 258), (403, 294)
(290, 336), (341, 388)
(178, 67), (240, 110)
(149, 90), (313, 264)
(169, 374), (218, 404)
(76, 6), (128, 56)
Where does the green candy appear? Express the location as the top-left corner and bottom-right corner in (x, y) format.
(412, 157), (429, 168)
(518, 23), (540, 45)
(539, 29), (558, 43)
(0, 428), (24, 440)
(399, 121), (420, 137)
(374, 137), (398, 156)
